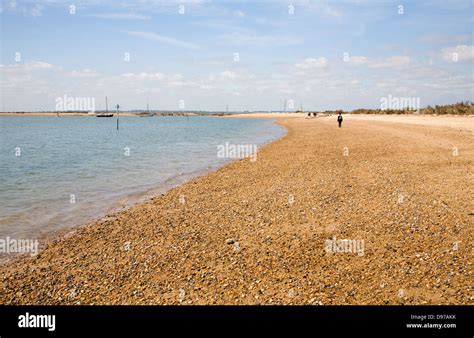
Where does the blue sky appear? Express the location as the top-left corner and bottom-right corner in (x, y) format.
(1, 0), (473, 111)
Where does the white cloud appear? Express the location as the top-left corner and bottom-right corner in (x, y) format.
(418, 34), (470, 45)
(1, 51), (472, 112)
(67, 69), (99, 78)
(27, 61), (54, 70)
(0, 61), (55, 74)
(207, 69), (254, 82)
(28, 3), (43, 16)
(121, 72), (165, 80)
(346, 56), (369, 65)
(220, 70), (238, 79)
(370, 56), (410, 68)
(2, 1), (43, 16)
(219, 32), (302, 46)
(441, 45), (474, 63)
(233, 10), (245, 18)
(120, 72), (197, 88)
(126, 31), (199, 49)
(192, 56), (227, 66)
(294, 57), (328, 70)
(298, 1), (342, 19)
(168, 80), (196, 87)
(87, 13), (150, 20)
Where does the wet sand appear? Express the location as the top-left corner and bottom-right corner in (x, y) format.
(0, 114), (472, 305)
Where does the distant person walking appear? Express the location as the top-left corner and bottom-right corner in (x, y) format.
(337, 113), (343, 128)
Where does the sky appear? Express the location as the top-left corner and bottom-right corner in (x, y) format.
(1, 0), (473, 112)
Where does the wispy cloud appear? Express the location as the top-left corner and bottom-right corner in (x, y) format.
(0, 61), (56, 74)
(346, 56), (369, 65)
(125, 31), (199, 49)
(440, 45), (474, 63)
(3, 1), (44, 17)
(297, 1), (342, 19)
(418, 34), (470, 45)
(66, 69), (99, 78)
(370, 56), (411, 69)
(294, 57), (328, 70)
(87, 13), (150, 20)
(219, 32), (302, 47)
(121, 72), (165, 80)
(2, 1), (473, 111)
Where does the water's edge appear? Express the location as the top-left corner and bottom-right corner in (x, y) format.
(0, 117), (288, 265)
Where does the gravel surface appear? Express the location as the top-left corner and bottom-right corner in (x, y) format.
(1, 116), (472, 305)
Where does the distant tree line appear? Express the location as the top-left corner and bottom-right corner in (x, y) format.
(324, 101), (473, 115)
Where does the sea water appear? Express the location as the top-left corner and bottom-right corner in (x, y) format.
(0, 116), (285, 242)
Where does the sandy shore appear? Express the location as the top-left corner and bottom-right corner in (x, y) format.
(343, 114), (474, 132)
(227, 112), (474, 131)
(0, 114), (472, 305)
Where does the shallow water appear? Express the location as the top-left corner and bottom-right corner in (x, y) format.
(0, 116), (285, 240)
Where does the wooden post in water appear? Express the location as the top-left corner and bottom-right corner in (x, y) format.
(116, 104), (120, 130)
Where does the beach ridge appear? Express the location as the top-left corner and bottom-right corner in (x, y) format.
(0, 115), (471, 305)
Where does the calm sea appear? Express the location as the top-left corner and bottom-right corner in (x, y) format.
(0, 116), (285, 241)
